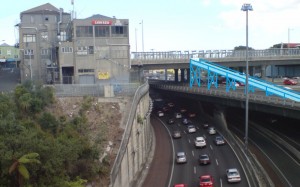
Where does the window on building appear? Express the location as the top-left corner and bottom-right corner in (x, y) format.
(41, 49), (49, 55)
(7, 50), (11, 55)
(62, 47), (73, 53)
(30, 16), (34, 23)
(24, 49), (34, 59)
(88, 46), (94, 54)
(77, 46), (88, 55)
(95, 26), (110, 37)
(111, 26), (128, 37)
(78, 69), (95, 73)
(0, 50), (2, 55)
(41, 31), (48, 41)
(76, 26), (93, 37)
(23, 34), (36, 43)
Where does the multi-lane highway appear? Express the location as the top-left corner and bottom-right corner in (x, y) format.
(144, 90), (300, 187)
(149, 95), (250, 187)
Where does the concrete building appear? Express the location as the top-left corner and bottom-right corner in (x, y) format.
(0, 43), (20, 68)
(18, 3), (130, 84)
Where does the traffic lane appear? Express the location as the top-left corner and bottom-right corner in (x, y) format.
(168, 120), (249, 187)
(142, 117), (172, 187)
(249, 125), (300, 186)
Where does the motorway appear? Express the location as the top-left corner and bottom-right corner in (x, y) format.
(143, 90), (300, 187)
(145, 94), (251, 187)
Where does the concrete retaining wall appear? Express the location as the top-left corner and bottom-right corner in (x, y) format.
(109, 82), (152, 187)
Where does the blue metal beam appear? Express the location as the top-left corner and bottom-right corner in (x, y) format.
(190, 58), (300, 102)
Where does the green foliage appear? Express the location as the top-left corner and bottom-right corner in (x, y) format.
(137, 114), (144, 124)
(0, 83), (102, 186)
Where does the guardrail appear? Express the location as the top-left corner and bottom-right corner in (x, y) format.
(150, 82), (300, 108)
(131, 48), (300, 61)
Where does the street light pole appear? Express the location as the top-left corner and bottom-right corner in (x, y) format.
(140, 20), (144, 52)
(241, 3), (253, 154)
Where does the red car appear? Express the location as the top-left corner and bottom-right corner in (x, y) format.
(283, 79), (297, 85)
(199, 175), (214, 187)
(174, 184), (188, 187)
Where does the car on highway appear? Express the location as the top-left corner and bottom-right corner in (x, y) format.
(157, 111), (164, 117)
(175, 112), (182, 119)
(202, 122), (209, 129)
(195, 136), (206, 148)
(176, 152), (187, 164)
(283, 79), (297, 85)
(173, 184), (188, 187)
(214, 136), (226, 145)
(208, 127), (216, 135)
(198, 154), (210, 165)
(180, 108), (187, 113)
(187, 125), (196, 133)
(182, 118), (189, 125)
(199, 175), (214, 187)
(236, 81), (245, 86)
(168, 118), (175, 124)
(226, 168), (241, 183)
(168, 102), (175, 107)
(188, 112), (196, 118)
(172, 130), (181, 139)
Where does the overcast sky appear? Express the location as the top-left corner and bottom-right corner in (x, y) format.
(1, 0), (300, 51)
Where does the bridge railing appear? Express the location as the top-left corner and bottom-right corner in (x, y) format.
(131, 48), (300, 60)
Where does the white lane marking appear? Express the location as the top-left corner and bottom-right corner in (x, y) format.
(192, 150), (195, 157)
(194, 166), (197, 174)
(215, 159), (219, 166)
(188, 139), (191, 143)
(220, 178), (223, 187)
(210, 145), (213, 150)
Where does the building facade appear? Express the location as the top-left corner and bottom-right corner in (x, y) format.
(0, 43), (20, 68)
(18, 3), (130, 84)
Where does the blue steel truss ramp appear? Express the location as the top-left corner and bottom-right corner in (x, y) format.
(189, 58), (300, 102)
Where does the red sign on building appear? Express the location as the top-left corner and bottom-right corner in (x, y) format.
(92, 20), (112, 25)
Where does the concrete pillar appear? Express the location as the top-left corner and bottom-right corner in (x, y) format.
(261, 65), (266, 79)
(180, 68), (185, 82)
(174, 69), (179, 82)
(187, 68), (190, 82)
(164, 68), (168, 81)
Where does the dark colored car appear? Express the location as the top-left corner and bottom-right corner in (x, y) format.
(199, 154), (210, 165)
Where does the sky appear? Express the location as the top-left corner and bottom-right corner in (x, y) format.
(1, 0), (300, 52)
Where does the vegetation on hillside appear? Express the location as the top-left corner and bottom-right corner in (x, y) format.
(0, 81), (106, 187)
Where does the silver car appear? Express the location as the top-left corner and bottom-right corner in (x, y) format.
(226, 168), (241, 183)
(176, 152), (187, 164)
(187, 125), (196, 133)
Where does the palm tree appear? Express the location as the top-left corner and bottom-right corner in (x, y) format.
(9, 152), (41, 187)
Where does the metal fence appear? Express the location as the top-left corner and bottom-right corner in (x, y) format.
(53, 83), (140, 97)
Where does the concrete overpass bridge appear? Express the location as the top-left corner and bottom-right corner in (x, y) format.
(130, 48), (300, 78)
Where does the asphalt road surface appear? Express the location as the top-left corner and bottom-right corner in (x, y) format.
(0, 67), (20, 92)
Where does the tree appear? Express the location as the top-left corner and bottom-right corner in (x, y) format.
(9, 153), (41, 187)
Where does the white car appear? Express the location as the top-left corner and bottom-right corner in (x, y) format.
(157, 111), (164, 117)
(195, 136), (206, 148)
(226, 168), (241, 183)
(175, 112), (182, 119)
(187, 125), (196, 133)
(208, 127), (216, 135)
(176, 152), (187, 164)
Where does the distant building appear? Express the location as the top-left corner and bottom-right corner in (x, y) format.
(17, 3), (130, 84)
(0, 43), (20, 68)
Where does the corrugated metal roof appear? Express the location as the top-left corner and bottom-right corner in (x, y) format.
(86, 14), (113, 19)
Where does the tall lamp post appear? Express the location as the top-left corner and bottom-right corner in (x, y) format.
(241, 3), (253, 154)
(140, 20), (144, 52)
